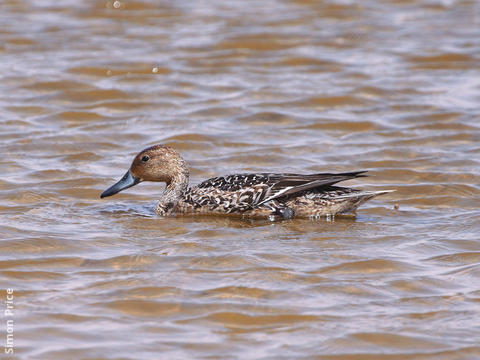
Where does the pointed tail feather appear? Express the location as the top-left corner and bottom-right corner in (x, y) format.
(334, 189), (395, 199)
(334, 189), (395, 215)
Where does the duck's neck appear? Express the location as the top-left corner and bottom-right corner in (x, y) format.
(165, 171), (189, 199)
(157, 167), (189, 215)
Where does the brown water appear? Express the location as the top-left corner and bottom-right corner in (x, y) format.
(1, 0), (480, 359)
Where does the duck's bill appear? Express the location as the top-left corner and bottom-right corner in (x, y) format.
(100, 170), (141, 198)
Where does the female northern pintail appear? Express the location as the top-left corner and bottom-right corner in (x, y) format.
(101, 145), (392, 219)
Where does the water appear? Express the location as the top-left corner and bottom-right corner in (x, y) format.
(1, 0), (480, 359)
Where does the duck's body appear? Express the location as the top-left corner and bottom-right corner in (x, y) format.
(168, 173), (386, 219)
(101, 145), (392, 219)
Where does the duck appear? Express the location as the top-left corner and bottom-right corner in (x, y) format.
(100, 145), (393, 219)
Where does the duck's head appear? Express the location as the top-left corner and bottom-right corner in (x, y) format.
(100, 145), (188, 198)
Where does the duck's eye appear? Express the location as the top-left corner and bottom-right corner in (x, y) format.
(141, 155), (150, 162)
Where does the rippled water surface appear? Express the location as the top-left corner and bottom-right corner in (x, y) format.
(1, 0), (480, 359)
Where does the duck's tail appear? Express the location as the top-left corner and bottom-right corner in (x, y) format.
(333, 189), (395, 215)
(335, 189), (395, 200)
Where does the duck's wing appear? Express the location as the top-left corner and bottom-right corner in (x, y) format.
(196, 171), (367, 209)
(255, 171), (367, 206)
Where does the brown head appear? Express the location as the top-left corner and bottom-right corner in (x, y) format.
(100, 145), (189, 198)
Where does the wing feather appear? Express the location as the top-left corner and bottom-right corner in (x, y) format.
(256, 171), (367, 206)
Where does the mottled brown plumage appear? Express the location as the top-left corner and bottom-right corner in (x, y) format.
(101, 145), (393, 219)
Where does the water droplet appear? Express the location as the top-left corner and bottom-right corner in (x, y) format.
(113, 1), (121, 9)
(152, 67), (159, 73)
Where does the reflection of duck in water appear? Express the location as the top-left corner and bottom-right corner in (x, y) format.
(101, 145), (393, 219)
